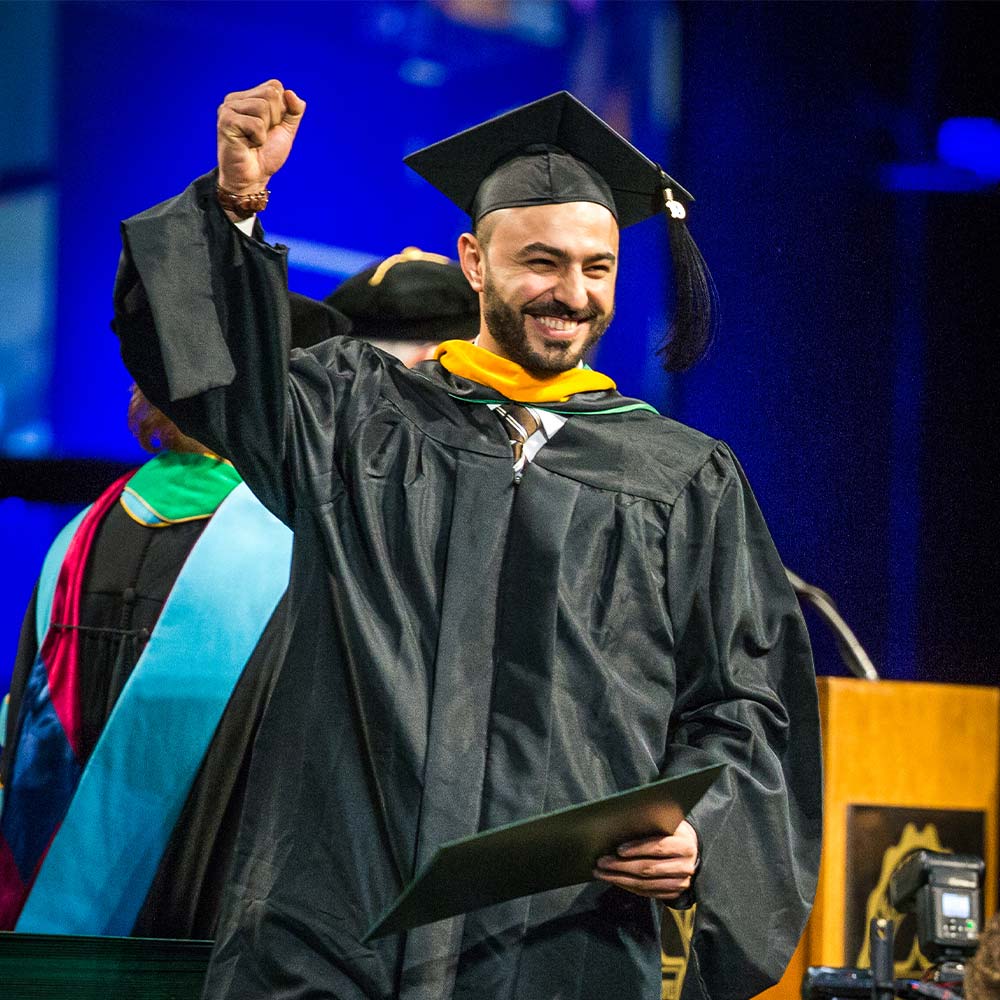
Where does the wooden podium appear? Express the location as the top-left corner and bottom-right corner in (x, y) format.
(758, 677), (1000, 1000)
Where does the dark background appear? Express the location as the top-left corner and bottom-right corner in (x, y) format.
(1, 1), (997, 691)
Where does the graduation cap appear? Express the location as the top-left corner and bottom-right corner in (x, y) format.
(288, 291), (352, 349)
(326, 247), (479, 342)
(404, 91), (716, 372)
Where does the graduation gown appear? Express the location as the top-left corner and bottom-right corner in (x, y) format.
(0, 479), (291, 939)
(113, 173), (822, 1000)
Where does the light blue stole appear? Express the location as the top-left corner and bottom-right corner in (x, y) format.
(16, 482), (292, 935)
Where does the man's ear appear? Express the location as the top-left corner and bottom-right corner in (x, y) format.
(457, 233), (485, 292)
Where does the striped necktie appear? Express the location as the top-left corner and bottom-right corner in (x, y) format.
(495, 403), (540, 479)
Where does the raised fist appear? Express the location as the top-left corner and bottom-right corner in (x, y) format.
(217, 79), (306, 195)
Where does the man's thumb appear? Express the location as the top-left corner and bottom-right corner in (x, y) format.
(283, 89), (306, 127)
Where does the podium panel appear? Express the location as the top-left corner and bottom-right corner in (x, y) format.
(0, 932), (210, 999)
(758, 677), (1000, 1000)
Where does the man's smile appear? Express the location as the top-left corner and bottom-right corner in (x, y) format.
(527, 314), (588, 340)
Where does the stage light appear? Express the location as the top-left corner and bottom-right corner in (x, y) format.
(937, 117), (1000, 182)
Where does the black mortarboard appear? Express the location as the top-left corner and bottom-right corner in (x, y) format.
(404, 92), (716, 372)
(289, 291), (352, 349)
(404, 91), (692, 228)
(326, 248), (479, 342)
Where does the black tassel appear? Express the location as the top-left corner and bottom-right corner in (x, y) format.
(658, 219), (719, 372)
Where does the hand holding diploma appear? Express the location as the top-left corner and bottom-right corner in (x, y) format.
(593, 818), (699, 901)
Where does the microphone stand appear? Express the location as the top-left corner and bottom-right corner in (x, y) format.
(785, 568), (880, 681)
(871, 918), (896, 1000)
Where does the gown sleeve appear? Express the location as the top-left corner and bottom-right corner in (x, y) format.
(662, 444), (823, 1000)
(112, 172), (383, 525)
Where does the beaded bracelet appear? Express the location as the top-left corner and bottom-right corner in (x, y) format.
(216, 184), (270, 220)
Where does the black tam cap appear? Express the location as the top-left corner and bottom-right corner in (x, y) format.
(289, 291), (352, 349)
(404, 92), (716, 371)
(326, 248), (479, 343)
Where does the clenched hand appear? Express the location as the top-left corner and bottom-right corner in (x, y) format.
(217, 79), (306, 198)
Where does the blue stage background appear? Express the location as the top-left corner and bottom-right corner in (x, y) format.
(1, 1), (998, 692)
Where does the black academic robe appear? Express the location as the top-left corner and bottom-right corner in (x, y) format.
(113, 173), (822, 1000)
(1, 496), (291, 938)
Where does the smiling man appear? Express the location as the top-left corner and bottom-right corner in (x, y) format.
(113, 82), (821, 1000)
(467, 202), (617, 373)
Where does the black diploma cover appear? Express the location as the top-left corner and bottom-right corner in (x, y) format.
(365, 763), (724, 940)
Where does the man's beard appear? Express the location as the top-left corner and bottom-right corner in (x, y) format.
(481, 274), (613, 376)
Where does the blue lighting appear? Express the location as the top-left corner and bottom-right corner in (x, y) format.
(268, 234), (380, 280)
(881, 163), (992, 193)
(882, 117), (1000, 192)
(937, 117), (1000, 181)
(399, 58), (448, 88)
